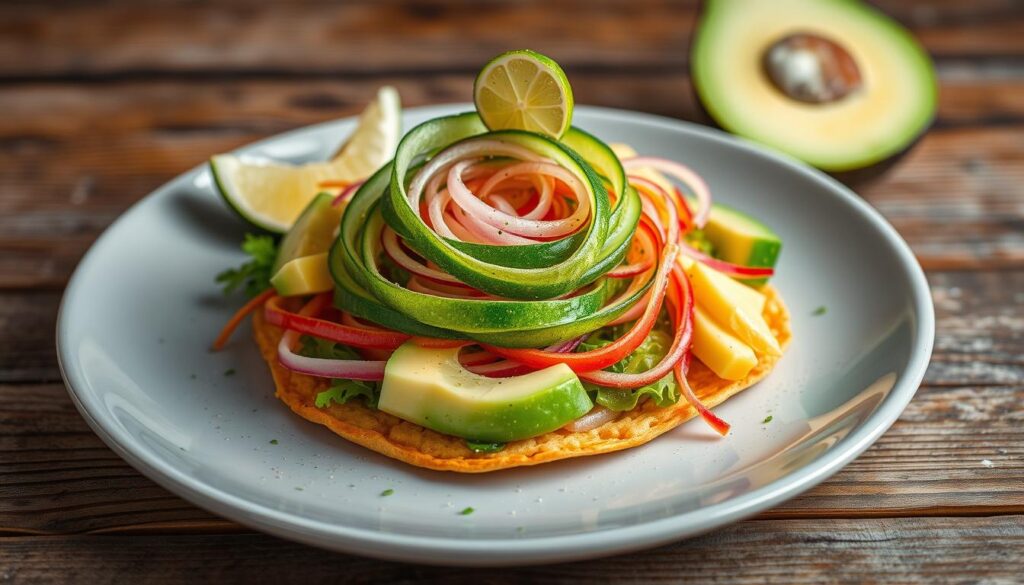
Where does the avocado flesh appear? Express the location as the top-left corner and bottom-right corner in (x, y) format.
(378, 343), (593, 442)
(692, 0), (937, 172)
(703, 203), (781, 286)
(271, 253), (333, 296)
(272, 192), (343, 273)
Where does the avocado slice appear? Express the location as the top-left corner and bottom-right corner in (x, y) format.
(692, 0), (937, 174)
(272, 192), (343, 274)
(269, 192), (343, 296)
(270, 253), (333, 296)
(703, 203), (781, 286)
(378, 342), (592, 442)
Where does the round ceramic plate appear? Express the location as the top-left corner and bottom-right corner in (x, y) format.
(57, 105), (933, 566)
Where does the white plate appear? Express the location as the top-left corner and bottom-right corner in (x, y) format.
(57, 105), (934, 566)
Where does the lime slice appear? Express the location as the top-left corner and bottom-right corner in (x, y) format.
(211, 86), (400, 233)
(474, 49), (573, 138)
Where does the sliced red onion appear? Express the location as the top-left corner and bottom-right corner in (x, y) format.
(277, 330), (386, 381)
(408, 139), (546, 208)
(451, 199), (536, 245)
(676, 360), (730, 436)
(564, 406), (620, 432)
(466, 359), (533, 377)
(468, 161), (584, 236)
(680, 245), (774, 277)
(606, 260), (654, 279)
(486, 194), (519, 216)
(607, 290), (651, 326)
(406, 276), (493, 299)
(381, 227), (462, 284)
(624, 157), (711, 228)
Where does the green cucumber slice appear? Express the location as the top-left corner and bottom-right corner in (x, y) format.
(388, 114), (609, 300)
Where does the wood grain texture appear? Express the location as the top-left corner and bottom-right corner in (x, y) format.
(2, 0), (1023, 577)
(1, 369), (1020, 533)
(1, 77), (1023, 290)
(0, 0), (1021, 80)
(0, 516), (1022, 584)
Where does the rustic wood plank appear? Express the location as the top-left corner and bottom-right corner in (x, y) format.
(0, 0), (1021, 80)
(1, 77), (1023, 289)
(1, 516), (1022, 583)
(0, 294), (60, 384)
(1, 366), (1020, 532)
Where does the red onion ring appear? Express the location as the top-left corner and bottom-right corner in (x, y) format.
(680, 245), (774, 278)
(624, 157), (711, 228)
(276, 296), (386, 381)
(564, 406), (620, 432)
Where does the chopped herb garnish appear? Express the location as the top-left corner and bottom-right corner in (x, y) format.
(812, 306), (827, 316)
(269, 439), (279, 445)
(459, 507), (475, 515)
(294, 487), (304, 491)
(215, 233), (279, 298)
(466, 440), (505, 453)
(381, 488), (394, 497)
(762, 415), (773, 424)
(224, 368), (236, 377)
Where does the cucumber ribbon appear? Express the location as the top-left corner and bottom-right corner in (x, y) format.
(329, 112), (653, 347)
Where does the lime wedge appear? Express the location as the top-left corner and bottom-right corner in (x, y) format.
(211, 86), (400, 233)
(474, 50), (573, 138)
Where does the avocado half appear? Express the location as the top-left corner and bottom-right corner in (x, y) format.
(691, 0), (937, 177)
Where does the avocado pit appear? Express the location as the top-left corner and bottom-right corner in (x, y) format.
(763, 32), (863, 104)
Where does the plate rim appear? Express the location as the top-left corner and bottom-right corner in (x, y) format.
(56, 103), (935, 566)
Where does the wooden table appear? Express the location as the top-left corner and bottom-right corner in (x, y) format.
(2, 1), (1022, 582)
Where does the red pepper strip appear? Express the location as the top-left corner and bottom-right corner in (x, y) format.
(264, 293), (411, 350)
(460, 350), (499, 367)
(675, 355), (731, 436)
(680, 244), (774, 278)
(410, 336), (472, 349)
(482, 236), (676, 373)
(628, 175), (693, 235)
(211, 288), (276, 351)
(672, 188), (694, 233)
(578, 264), (693, 388)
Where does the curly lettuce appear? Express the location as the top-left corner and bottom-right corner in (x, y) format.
(298, 336), (381, 408)
(577, 321), (679, 412)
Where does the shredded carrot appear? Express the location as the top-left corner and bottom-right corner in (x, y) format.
(211, 289), (276, 351)
(317, 180), (350, 188)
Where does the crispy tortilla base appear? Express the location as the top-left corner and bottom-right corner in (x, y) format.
(252, 286), (791, 473)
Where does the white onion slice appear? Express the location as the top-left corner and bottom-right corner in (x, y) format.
(564, 406), (620, 432)
(624, 156), (711, 228)
(277, 330), (385, 381)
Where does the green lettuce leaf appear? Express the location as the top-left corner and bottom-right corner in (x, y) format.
(578, 322), (680, 412)
(215, 233), (279, 297)
(315, 379), (380, 409)
(298, 336), (362, 361)
(685, 228), (715, 256)
(299, 336), (381, 409)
